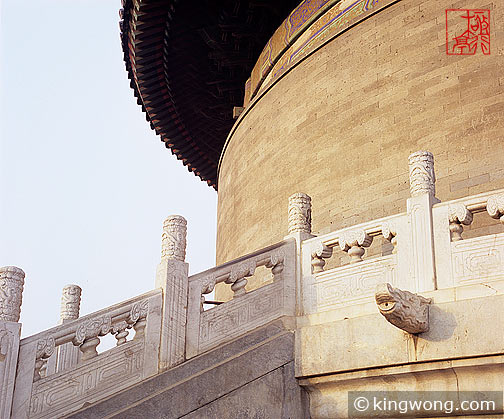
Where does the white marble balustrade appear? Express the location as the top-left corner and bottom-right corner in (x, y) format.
(433, 188), (504, 290)
(300, 187), (504, 321)
(185, 239), (296, 358)
(11, 289), (162, 419)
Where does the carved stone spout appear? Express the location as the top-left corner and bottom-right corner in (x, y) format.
(375, 283), (432, 334)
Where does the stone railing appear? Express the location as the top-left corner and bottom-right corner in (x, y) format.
(11, 289), (162, 419)
(433, 188), (504, 289)
(299, 151), (504, 320)
(186, 239), (296, 358)
(2, 151), (504, 417)
(301, 214), (407, 316)
(1, 213), (299, 418)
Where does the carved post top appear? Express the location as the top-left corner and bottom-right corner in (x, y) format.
(0, 266), (25, 281)
(408, 150), (435, 198)
(60, 284), (82, 323)
(0, 266), (25, 323)
(288, 192), (312, 235)
(161, 215), (187, 262)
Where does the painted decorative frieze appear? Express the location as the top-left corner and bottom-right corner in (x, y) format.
(375, 283), (432, 334)
(288, 192), (312, 235)
(408, 151), (435, 197)
(0, 266), (25, 323)
(60, 285), (82, 322)
(339, 229), (373, 263)
(161, 215), (187, 262)
(487, 193), (504, 223)
(448, 203), (473, 241)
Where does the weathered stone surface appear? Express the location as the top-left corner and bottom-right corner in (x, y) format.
(182, 362), (308, 419)
(408, 150), (436, 198)
(68, 320), (305, 419)
(296, 294), (504, 378)
(288, 193), (312, 235)
(300, 355), (504, 419)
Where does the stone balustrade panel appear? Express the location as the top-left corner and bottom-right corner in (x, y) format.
(186, 239), (296, 358)
(28, 339), (145, 419)
(451, 233), (504, 286)
(306, 255), (397, 315)
(433, 188), (504, 289)
(301, 213), (409, 317)
(11, 289), (162, 419)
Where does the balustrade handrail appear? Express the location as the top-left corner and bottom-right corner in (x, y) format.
(19, 288), (161, 348)
(302, 213), (404, 249)
(433, 187), (504, 213)
(189, 238), (295, 287)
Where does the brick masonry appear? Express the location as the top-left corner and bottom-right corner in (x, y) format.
(216, 0), (504, 300)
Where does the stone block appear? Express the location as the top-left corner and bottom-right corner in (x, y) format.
(296, 294), (504, 378)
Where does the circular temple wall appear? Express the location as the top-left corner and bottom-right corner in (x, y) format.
(216, 0), (504, 299)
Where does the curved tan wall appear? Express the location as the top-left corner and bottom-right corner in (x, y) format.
(216, 0), (504, 298)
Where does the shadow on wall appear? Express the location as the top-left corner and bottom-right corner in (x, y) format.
(419, 305), (457, 343)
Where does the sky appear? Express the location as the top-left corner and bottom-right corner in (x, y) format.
(0, 0), (218, 338)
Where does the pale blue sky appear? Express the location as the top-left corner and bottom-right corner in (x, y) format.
(0, 0), (217, 337)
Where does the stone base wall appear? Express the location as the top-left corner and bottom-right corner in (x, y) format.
(216, 0), (504, 299)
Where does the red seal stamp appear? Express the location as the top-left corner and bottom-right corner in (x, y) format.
(446, 9), (490, 55)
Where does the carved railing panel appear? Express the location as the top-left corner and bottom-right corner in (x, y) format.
(301, 213), (409, 316)
(11, 290), (162, 419)
(302, 183), (504, 318)
(186, 239), (296, 358)
(433, 188), (504, 289)
(29, 339), (145, 419)
(305, 255), (397, 315)
(199, 281), (285, 353)
(451, 233), (504, 285)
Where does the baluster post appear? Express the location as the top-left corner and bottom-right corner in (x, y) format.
(286, 193), (314, 313)
(339, 230), (373, 263)
(448, 204), (473, 241)
(54, 285), (82, 372)
(0, 266), (25, 419)
(155, 215), (189, 370)
(487, 193), (504, 224)
(407, 151), (438, 292)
